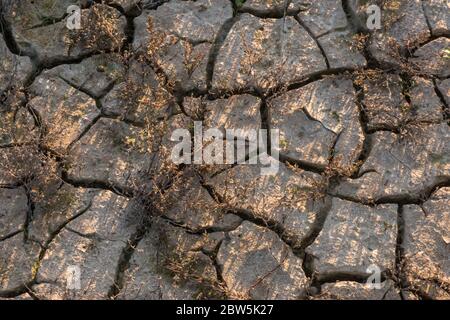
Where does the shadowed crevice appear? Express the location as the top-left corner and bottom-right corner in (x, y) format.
(60, 171), (134, 198)
(294, 16), (330, 69)
(341, 0), (369, 34)
(22, 183), (35, 242)
(421, 0), (433, 36)
(433, 79), (450, 120)
(328, 178), (450, 206)
(108, 220), (151, 299)
(206, 15), (239, 91)
(0, 229), (23, 242)
(0, 6), (37, 58)
(395, 205), (407, 299)
(350, 79), (373, 178)
(0, 199), (94, 298)
(238, 1), (309, 19)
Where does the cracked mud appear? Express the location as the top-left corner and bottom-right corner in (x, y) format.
(0, 0), (449, 300)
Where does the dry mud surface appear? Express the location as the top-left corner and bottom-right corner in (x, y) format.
(0, 0), (449, 300)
